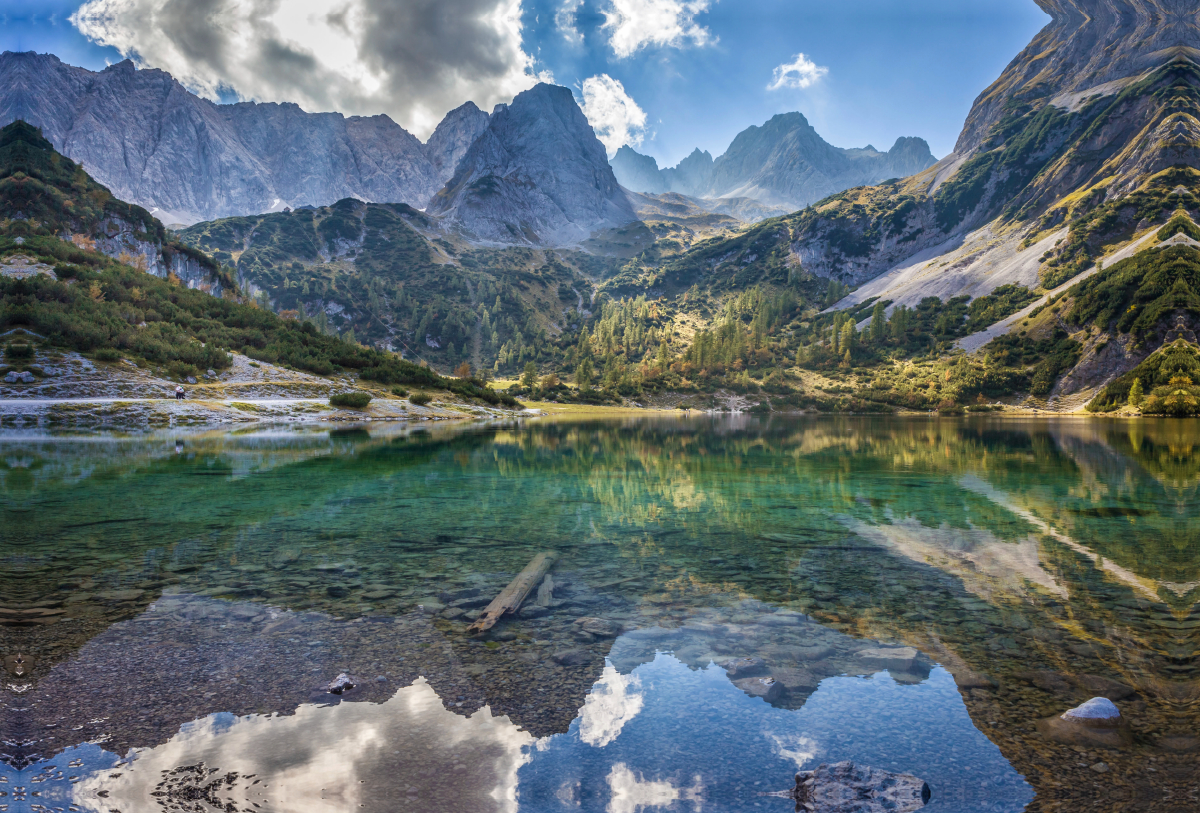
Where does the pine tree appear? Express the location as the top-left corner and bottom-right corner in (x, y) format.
(1128, 378), (1144, 408)
(576, 358), (595, 391)
(870, 301), (886, 343)
(521, 361), (539, 389)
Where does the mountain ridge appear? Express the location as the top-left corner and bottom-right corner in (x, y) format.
(611, 112), (937, 214)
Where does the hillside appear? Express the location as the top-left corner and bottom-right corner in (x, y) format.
(0, 120), (520, 413)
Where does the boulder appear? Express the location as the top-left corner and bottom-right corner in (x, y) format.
(552, 648), (591, 666)
(574, 617), (621, 637)
(326, 673), (356, 695)
(769, 761), (931, 812)
(1038, 697), (1132, 748)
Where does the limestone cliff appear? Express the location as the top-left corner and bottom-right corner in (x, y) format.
(428, 84), (639, 246)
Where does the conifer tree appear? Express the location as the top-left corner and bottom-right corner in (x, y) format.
(1129, 378), (1144, 408)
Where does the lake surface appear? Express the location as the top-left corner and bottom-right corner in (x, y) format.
(1, 416), (1198, 812)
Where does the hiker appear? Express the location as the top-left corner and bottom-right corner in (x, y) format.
(175, 385), (185, 400)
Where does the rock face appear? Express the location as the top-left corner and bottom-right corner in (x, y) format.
(611, 146), (668, 194)
(424, 102), (491, 184)
(428, 84), (639, 246)
(0, 52), (443, 224)
(661, 148), (716, 197)
(614, 113), (936, 213)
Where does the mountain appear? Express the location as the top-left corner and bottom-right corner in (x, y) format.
(427, 84), (640, 246)
(0, 52), (446, 225)
(0, 120), (470, 395)
(547, 0), (1200, 416)
(661, 149), (715, 197)
(425, 102), (491, 181)
(613, 114), (937, 213)
(611, 146), (668, 195)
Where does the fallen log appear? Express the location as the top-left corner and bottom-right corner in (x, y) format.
(468, 552), (559, 634)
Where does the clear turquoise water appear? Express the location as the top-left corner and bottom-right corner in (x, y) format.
(2, 416), (1197, 811)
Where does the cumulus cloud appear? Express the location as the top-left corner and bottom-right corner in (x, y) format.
(768, 52), (829, 90)
(603, 0), (715, 59)
(579, 74), (647, 157)
(70, 0), (543, 139)
(555, 0), (583, 44)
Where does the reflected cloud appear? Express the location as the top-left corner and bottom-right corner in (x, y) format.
(74, 678), (533, 813)
(606, 763), (701, 813)
(769, 733), (819, 771)
(580, 664), (645, 748)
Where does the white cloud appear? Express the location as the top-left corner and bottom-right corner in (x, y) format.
(579, 664), (644, 747)
(607, 764), (703, 813)
(76, 678), (534, 813)
(70, 0), (543, 139)
(768, 52), (828, 91)
(579, 74), (647, 157)
(603, 0), (715, 59)
(556, 0), (583, 44)
(769, 733), (819, 770)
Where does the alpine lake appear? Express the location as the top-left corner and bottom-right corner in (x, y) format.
(1, 415), (1198, 813)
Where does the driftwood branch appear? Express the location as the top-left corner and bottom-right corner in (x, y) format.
(468, 552), (558, 633)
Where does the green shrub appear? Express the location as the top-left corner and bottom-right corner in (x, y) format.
(409, 392), (432, 407)
(93, 347), (120, 362)
(330, 391), (373, 409)
(6, 343), (34, 360)
(391, 387), (409, 397)
(168, 360), (199, 379)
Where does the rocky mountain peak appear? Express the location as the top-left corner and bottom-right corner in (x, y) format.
(424, 101), (490, 182)
(427, 83), (638, 246)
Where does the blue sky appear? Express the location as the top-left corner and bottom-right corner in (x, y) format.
(2, 0), (1049, 166)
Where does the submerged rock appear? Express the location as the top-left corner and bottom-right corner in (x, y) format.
(326, 673), (356, 695)
(768, 761), (931, 812)
(1038, 697), (1132, 748)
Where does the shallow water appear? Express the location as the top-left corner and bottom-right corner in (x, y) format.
(1, 416), (1198, 812)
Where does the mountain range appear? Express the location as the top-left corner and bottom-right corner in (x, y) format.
(611, 115), (937, 212)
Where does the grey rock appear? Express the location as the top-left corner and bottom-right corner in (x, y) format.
(424, 101), (491, 183)
(772, 761), (931, 812)
(326, 673), (356, 695)
(428, 84), (639, 246)
(1062, 696), (1123, 726)
(441, 607), (466, 621)
(551, 648), (591, 666)
(186, 376), (198, 384)
(574, 617), (621, 637)
(518, 604), (549, 619)
(4, 371), (35, 384)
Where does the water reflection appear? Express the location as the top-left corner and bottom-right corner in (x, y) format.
(2, 416), (1200, 810)
(5, 647), (1029, 813)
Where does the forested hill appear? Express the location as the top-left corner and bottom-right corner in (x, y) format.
(0, 120), (517, 406)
